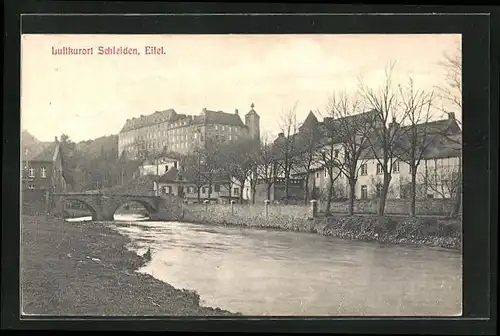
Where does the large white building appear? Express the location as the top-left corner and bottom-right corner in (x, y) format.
(274, 110), (461, 202)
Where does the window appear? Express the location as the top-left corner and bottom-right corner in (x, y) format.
(376, 163), (383, 175)
(393, 161), (400, 173)
(29, 168), (35, 178)
(360, 164), (367, 176)
(233, 187), (240, 195)
(334, 149), (339, 158)
(214, 184), (221, 192)
(427, 194), (435, 199)
(316, 172), (319, 178)
(361, 185), (368, 200)
(41, 167), (47, 178)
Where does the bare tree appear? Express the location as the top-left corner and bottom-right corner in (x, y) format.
(181, 149), (205, 202)
(276, 104), (300, 205)
(393, 78), (437, 217)
(294, 112), (322, 205)
(322, 92), (371, 215)
(358, 61), (408, 216)
(200, 136), (222, 201)
(436, 45), (463, 218)
(424, 163), (461, 199)
(257, 133), (278, 201)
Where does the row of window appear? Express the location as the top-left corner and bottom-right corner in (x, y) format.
(359, 161), (401, 176)
(121, 125), (242, 146)
(162, 185), (240, 195)
(26, 167), (47, 178)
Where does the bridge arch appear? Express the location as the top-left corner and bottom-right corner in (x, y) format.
(110, 198), (158, 219)
(64, 198), (100, 221)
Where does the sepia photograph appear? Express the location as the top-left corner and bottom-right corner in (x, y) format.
(20, 33), (463, 317)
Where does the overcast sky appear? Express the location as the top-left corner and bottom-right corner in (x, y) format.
(21, 34), (461, 143)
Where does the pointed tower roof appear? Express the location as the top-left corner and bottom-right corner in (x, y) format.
(299, 110), (318, 132)
(245, 102), (259, 117)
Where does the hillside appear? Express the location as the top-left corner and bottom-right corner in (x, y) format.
(21, 130), (51, 159)
(76, 134), (119, 159)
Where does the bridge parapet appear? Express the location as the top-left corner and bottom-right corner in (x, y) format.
(49, 192), (184, 222)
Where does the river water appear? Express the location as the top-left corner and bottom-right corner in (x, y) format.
(68, 215), (462, 316)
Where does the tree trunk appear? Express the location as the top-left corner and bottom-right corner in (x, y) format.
(348, 178), (356, 216)
(208, 183), (212, 201)
(284, 172), (290, 205)
(304, 175), (310, 205)
(197, 187), (201, 202)
(239, 179), (245, 204)
(251, 184), (256, 204)
(377, 174), (391, 216)
(450, 166), (462, 218)
(325, 176), (334, 216)
(266, 183), (272, 201)
(410, 168), (417, 217)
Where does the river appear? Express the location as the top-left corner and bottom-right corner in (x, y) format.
(67, 215), (463, 316)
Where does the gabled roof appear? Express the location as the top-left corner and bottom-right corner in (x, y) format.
(299, 110), (319, 132)
(30, 142), (59, 162)
(360, 117), (462, 160)
(119, 109), (179, 133)
(192, 109), (246, 127)
(158, 166), (181, 183)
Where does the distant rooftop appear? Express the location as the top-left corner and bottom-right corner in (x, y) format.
(120, 107), (248, 133)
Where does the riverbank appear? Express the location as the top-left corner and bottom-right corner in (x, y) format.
(180, 208), (461, 251)
(21, 214), (239, 316)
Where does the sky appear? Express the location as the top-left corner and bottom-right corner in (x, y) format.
(21, 34), (461, 143)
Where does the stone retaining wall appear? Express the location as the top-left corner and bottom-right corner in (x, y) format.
(321, 199), (456, 216)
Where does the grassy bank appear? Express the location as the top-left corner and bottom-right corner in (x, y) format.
(180, 211), (461, 251)
(21, 213), (239, 316)
(314, 215), (461, 251)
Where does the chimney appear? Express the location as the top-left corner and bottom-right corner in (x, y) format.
(235, 109), (239, 115)
(448, 112), (456, 120)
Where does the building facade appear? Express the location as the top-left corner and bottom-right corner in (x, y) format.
(256, 110), (461, 203)
(21, 139), (67, 192)
(118, 104), (261, 158)
(156, 163), (242, 204)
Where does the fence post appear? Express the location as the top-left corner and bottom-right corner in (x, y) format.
(310, 199), (318, 218)
(264, 199), (270, 220)
(230, 200), (235, 215)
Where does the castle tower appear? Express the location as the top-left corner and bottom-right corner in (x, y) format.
(245, 102), (260, 141)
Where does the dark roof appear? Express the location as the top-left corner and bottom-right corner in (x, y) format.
(30, 143), (59, 162)
(192, 109), (246, 127)
(158, 166), (181, 183)
(272, 109), (378, 160)
(119, 109), (179, 133)
(360, 117), (462, 160)
(120, 108), (246, 133)
(299, 111), (319, 132)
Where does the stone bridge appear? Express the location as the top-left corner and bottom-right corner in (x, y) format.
(49, 192), (184, 221)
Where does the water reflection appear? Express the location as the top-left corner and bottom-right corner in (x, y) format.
(107, 219), (462, 316)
